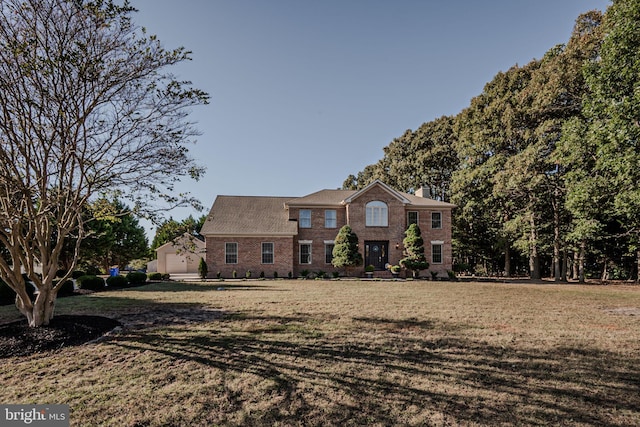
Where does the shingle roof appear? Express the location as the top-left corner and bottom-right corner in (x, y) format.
(200, 196), (298, 236)
(286, 183), (456, 209)
(155, 232), (206, 252)
(201, 182), (455, 236)
(403, 193), (457, 208)
(285, 189), (356, 206)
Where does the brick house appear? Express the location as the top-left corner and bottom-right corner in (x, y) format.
(200, 180), (455, 278)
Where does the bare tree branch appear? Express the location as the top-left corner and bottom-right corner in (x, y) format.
(0, 0), (208, 326)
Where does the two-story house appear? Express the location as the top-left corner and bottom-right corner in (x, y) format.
(200, 180), (455, 278)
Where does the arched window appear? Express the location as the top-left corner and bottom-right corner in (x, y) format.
(366, 201), (388, 227)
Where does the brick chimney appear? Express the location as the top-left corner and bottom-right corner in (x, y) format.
(415, 186), (431, 198)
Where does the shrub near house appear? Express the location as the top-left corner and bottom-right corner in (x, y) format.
(76, 276), (105, 291)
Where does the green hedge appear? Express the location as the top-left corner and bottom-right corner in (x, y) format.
(76, 275), (105, 291)
(106, 275), (128, 288)
(72, 271), (86, 279)
(0, 280), (15, 305)
(147, 272), (162, 281)
(126, 271), (147, 286)
(0, 278), (38, 305)
(55, 280), (75, 297)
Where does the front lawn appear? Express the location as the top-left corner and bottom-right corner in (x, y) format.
(1, 280), (639, 426)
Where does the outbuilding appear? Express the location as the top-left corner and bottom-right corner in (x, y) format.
(154, 233), (206, 274)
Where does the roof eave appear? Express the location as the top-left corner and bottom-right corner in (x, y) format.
(202, 232), (298, 238)
(343, 179), (411, 204)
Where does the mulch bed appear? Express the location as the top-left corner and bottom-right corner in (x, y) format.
(0, 315), (121, 358)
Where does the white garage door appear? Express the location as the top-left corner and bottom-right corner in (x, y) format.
(165, 253), (188, 273)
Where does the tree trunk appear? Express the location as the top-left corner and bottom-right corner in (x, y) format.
(637, 249), (640, 284)
(561, 249), (568, 281)
(578, 241), (586, 283)
(553, 242), (561, 281)
(16, 284), (57, 327)
(504, 245), (511, 278)
(573, 250), (580, 281)
(601, 259), (609, 281)
(529, 215), (540, 280)
(551, 191), (561, 281)
(553, 209), (562, 282)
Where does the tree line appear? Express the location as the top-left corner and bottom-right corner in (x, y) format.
(344, 1), (640, 282)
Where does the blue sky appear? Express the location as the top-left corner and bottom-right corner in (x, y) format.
(131, 0), (611, 237)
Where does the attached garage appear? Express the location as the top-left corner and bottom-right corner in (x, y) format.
(155, 234), (206, 274)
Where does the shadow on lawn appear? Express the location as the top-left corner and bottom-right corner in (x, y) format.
(111, 311), (640, 426)
(129, 281), (277, 292)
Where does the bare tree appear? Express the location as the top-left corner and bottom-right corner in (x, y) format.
(0, 0), (208, 326)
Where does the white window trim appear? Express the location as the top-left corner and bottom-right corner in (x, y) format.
(366, 201), (389, 227)
(324, 209), (337, 228)
(261, 242), (274, 264)
(407, 211), (419, 226)
(299, 240), (312, 264)
(225, 242), (238, 264)
(431, 211), (443, 229)
(431, 241), (444, 264)
(300, 209), (312, 228)
(324, 240), (335, 264)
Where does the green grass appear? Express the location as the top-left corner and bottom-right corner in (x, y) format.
(1, 280), (640, 426)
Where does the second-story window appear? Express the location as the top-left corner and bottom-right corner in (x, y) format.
(325, 210), (337, 228)
(432, 212), (442, 229)
(366, 201), (388, 227)
(407, 211), (418, 226)
(299, 209), (311, 228)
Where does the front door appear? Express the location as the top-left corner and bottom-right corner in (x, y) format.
(365, 241), (388, 271)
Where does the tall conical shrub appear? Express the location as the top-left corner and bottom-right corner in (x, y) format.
(331, 225), (363, 276)
(400, 223), (429, 278)
(198, 257), (208, 279)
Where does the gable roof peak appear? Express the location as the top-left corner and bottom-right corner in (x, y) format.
(342, 180), (411, 204)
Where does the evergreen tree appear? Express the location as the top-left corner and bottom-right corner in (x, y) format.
(332, 225), (363, 275)
(60, 199), (149, 274)
(400, 224), (429, 278)
(198, 257), (208, 279)
(150, 215), (207, 254)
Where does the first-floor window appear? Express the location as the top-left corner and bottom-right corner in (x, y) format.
(225, 242), (238, 264)
(300, 242), (312, 264)
(431, 242), (443, 264)
(325, 242), (335, 264)
(262, 242), (274, 264)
